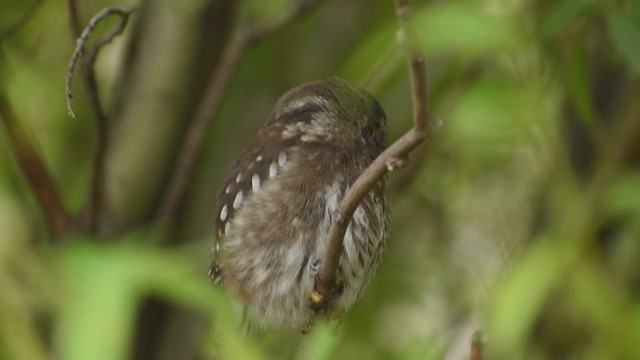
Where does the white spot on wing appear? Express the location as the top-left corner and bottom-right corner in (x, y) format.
(269, 163), (278, 178)
(278, 152), (287, 166)
(236, 173), (243, 183)
(219, 204), (228, 221)
(324, 181), (341, 216)
(252, 174), (261, 192)
(256, 155), (263, 162)
(225, 185), (231, 194)
(233, 191), (243, 209)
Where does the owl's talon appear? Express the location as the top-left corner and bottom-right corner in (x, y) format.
(310, 289), (324, 305)
(300, 323), (312, 335)
(331, 274), (345, 299)
(328, 309), (342, 328)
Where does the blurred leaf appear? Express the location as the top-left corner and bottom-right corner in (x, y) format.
(540, 0), (594, 38)
(397, 338), (442, 360)
(566, 47), (597, 126)
(568, 262), (640, 358)
(446, 79), (521, 157)
(607, 11), (640, 75)
(295, 323), (339, 360)
(605, 171), (640, 218)
(0, 210), (49, 360)
(410, 1), (515, 59)
(339, 21), (400, 89)
(57, 240), (264, 360)
(240, 0), (297, 30)
(488, 237), (577, 357)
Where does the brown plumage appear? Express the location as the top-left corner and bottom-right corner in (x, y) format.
(210, 77), (388, 330)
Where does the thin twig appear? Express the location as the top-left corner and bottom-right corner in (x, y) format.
(65, 6), (136, 233)
(155, 0), (325, 223)
(66, 0), (81, 38)
(314, 0), (434, 301)
(0, 0), (47, 42)
(470, 331), (483, 360)
(0, 93), (71, 239)
(65, 6), (136, 118)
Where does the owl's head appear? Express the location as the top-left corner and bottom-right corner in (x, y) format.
(270, 77), (386, 149)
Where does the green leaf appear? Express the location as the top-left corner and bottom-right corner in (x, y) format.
(565, 46), (597, 126)
(240, 0), (297, 30)
(606, 171), (640, 219)
(607, 11), (640, 75)
(339, 21), (400, 89)
(446, 79), (521, 157)
(410, 1), (514, 58)
(488, 237), (577, 357)
(57, 241), (264, 360)
(295, 323), (340, 360)
(539, 0), (594, 39)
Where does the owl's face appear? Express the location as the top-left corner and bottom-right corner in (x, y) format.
(211, 77), (388, 330)
(270, 77), (387, 151)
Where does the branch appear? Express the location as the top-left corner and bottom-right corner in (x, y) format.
(0, 0), (47, 42)
(65, 6), (136, 233)
(66, 0), (81, 38)
(314, 0), (434, 301)
(65, 6), (136, 118)
(0, 93), (71, 239)
(470, 331), (483, 360)
(155, 0), (325, 223)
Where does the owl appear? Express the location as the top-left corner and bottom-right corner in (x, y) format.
(210, 77), (388, 331)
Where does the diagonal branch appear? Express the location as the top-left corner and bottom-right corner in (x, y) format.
(65, 6), (136, 234)
(0, 0), (47, 42)
(314, 0), (435, 302)
(0, 93), (71, 239)
(155, 0), (326, 223)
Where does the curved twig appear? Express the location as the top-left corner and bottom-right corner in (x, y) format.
(65, 6), (136, 118)
(65, 6), (136, 233)
(314, 0), (435, 301)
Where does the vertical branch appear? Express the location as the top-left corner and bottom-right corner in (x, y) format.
(66, 0), (81, 37)
(470, 331), (483, 360)
(0, 94), (71, 239)
(314, 0), (433, 301)
(65, 6), (136, 234)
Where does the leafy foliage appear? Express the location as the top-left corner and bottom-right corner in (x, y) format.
(1, 0), (639, 359)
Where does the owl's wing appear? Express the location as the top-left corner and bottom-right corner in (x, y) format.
(209, 120), (300, 284)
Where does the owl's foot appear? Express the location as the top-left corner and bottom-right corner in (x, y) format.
(299, 311), (340, 334)
(309, 289), (325, 306)
(327, 308), (342, 328)
(309, 274), (345, 311)
(300, 323), (312, 335)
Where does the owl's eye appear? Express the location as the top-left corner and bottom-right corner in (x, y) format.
(363, 125), (383, 143)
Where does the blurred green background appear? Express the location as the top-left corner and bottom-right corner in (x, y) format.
(1, 0), (639, 359)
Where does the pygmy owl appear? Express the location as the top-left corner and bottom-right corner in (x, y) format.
(210, 77), (388, 331)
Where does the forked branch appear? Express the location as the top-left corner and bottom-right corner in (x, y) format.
(65, 6), (136, 118)
(65, 6), (136, 233)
